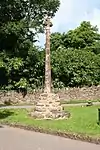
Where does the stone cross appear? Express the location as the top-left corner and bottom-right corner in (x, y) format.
(44, 17), (52, 93)
(30, 17), (69, 120)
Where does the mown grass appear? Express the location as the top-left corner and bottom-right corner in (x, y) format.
(61, 99), (100, 105)
(0, 106), (100, 137)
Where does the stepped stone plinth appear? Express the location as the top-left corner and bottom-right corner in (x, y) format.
(30, 93), (70, 120)
(30, 17), (70, 120)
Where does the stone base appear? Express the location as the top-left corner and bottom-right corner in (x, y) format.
(30, 93), (70, 120)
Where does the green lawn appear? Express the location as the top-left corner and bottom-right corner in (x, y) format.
(61, 99), (100, 105)
(0, 106), (100, 137)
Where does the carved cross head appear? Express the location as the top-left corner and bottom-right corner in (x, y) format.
(44, 17), (53, 28)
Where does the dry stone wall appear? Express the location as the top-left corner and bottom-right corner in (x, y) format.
(0, 86), (100, 105)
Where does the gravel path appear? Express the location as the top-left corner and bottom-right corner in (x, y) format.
(0, 102), (100, 109)
(0, 105), (33, 109)
(0, 126), (100, 150)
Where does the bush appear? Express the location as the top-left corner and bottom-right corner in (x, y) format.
(51, 48), (100, 87)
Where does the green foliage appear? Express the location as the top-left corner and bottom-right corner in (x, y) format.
(7, 58), (24, 72)
(51, 48), (100, 87)
(50, 32), (65, 51)
(0, 0), (100, 91)
(66, 21), (99, 49)
(15, 78), (28, 90)
(0, 60), (4, 68)
(0, 0), (60, 90)
(49, 21), (100, 88)
(0, 59), (7, 88)
(51, 21), (100, 50)
(85, 42), (100, 54)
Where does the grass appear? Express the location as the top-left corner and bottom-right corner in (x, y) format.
(61, 99), (100, 105)
(0, 106), (100, 138)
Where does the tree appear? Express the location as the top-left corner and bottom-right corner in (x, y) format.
(50, 32), (65, 51)
(50, 21), (100, 51)
(85, 41), (100, 54)
(66, 21), (100, 49)
(0, 0), (60, 90)
(51, 48), (100, 87)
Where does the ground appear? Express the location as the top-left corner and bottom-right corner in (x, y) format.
(0, 106), (100, 137)
(0, 126), (100, 150)
(0, 105), (100, 149)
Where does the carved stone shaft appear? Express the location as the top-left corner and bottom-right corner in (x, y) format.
(30, 17), (70, 120)
(44, 17), (52, 93)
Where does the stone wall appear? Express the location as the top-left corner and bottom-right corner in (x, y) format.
(57, 86), (100, 101)
(0, 91), (40, 105)
(0, 86), (100, 105)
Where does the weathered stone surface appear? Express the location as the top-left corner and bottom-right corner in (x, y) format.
(0, 86), (100, 105)
(30, 92), (70, 120)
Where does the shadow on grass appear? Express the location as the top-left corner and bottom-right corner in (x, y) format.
(0, 125), (4, 128)
(0, 104), (6, 107)
(0, 110), (14, 119)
